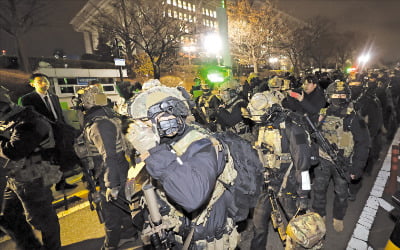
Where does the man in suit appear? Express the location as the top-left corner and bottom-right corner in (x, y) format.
(19, 73), (78, 191)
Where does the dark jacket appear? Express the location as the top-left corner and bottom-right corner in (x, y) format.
(145, 126), (235, 241)
(19, 91), (65, 123)
(283, 87), (326, 124)
(322, 106), (370, 177)
(215, 97), (248, 131)
(0, 107), (51, 161)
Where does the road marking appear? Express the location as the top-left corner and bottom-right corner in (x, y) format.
(57, 201), (91, 219)
(347, 128), (400, 250)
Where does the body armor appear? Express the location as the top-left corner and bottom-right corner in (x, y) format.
(319, 115), (354, 159)
(256, 124), (292, 169)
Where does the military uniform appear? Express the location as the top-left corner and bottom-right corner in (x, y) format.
(127, 87), (241, 249)
(74, 86), (132, 250)
(246, 91), (313, 249)
(312, 103), (370, 224)
(0, 104), (61, 250)
(215, 89), (252, 139)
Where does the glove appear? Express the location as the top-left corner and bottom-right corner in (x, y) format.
(125, 120), (160, 156)
(106, 186), (120, 202)
(349, 166), (363, 180)
(296, 196), (309, 211)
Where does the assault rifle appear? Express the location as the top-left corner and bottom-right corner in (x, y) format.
(269, 187), (287, 242)
(80, 158), (105, 223)
(303, 114), (351, 183)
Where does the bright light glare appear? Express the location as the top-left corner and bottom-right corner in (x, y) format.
(207, 73), (224, 83)
(358, 54), (370, 64)
(203, 33), (222, 55)
(269, 57), (278, 63)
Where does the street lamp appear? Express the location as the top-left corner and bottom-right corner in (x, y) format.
(357, 53), (371, 69)
(203, 33), (222, 64)
(269, 57), (279, 70)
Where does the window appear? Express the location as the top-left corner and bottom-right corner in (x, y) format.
(178, 0), (182, 8)
(174, 10), (178, 18)
(57, 78), (77, 85)
(172, 0), (177, 6)
(167, 0), (171, 4)
(182, 1), (187, 9)
(168, 9), (172, 17)
(187, 2), (191, 11)
(193, 4), (195, 11)
(213, 11), (217, 18)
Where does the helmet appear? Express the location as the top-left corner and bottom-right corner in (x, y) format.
(247, 90), (285, 123)
(268, 76), (283, 90)
(128, 86), (189, 119)
(142, 79), (162, 91)
(74, 85), (108, 110)
(128, 86), (189, 137)
(325, 80), (351, 104)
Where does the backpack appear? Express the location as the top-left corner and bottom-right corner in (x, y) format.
(214, 131), (264, 222)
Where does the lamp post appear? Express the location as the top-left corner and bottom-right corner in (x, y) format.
(203, 33), (222, 65)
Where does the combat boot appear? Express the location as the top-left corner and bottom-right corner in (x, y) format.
(333, 218), (344, 232)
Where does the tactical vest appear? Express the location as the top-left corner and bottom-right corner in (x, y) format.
(319, 114), (354, 159)
(83, 115), (127, 157)
(255, 122), (291, 169)
(170, 129), (237, 226)
(225, 99), (249, 135)
(1, 119), (61, 186)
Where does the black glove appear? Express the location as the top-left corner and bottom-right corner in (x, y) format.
(349, 166), (363, 180)
(296, 196), (309, 211)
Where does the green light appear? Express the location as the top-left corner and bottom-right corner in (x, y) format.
(207, 72), (225, 83)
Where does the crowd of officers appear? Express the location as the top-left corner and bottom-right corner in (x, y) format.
(0, 67), (398, 250)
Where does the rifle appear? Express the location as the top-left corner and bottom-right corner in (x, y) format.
(79, 157), (105, 223)
(268, 187), (287, 242)
(141, 183), (174, 250)
(303, 114), (351, 183)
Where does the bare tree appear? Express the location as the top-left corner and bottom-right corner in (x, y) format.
(333, 30), (366, 70)
(0, 0), (50, 72)
(227, 0), (285, 74)
(90, 0), (191, 79)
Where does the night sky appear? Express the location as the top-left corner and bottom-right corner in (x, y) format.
(1, 0), (399, 64)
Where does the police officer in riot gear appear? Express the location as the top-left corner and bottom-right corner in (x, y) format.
(126, 86), (240, 249)
(0, 86), (61, 250)
(73, 85), (132, 250)
(246, 91), (314, 249)
(312, 80), (370, 232)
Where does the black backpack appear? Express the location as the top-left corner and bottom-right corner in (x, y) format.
(214, 131), (264, 222)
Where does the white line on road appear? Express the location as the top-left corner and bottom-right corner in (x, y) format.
(347, 129), (400, 250)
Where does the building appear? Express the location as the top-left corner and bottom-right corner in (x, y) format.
(70, 0), (221, 57)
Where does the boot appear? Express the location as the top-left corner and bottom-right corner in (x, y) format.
(333, 218), (344, 232)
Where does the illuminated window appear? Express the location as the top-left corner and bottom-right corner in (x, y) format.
(167, 0), (171, 4)
(193, 4), (195, 11)
(206, 9), (209, 16)
(214, 21), (217, 27)
(179, 12), (183, 20)
(182, 1), (187, 9)
(178, 0), (182, 8)
(174, 10), (178, 18)
(188, 2), (191, 11)
(213, 11), (217, 18)
(202, 8), (205, 15)
(188, 14), (192, 22)
(184, 13), (187, 21)
(168, 9), (172, 17)
(172, 0), (177, 6)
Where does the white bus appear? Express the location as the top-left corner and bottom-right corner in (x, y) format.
(35, 67), (127, 108)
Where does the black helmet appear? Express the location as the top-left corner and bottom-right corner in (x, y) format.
(326, 80), (351, 104)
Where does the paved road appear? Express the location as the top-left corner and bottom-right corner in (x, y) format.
(0, 128), (399, 250)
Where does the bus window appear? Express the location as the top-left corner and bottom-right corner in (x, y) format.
(59, 86), (75, 94)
